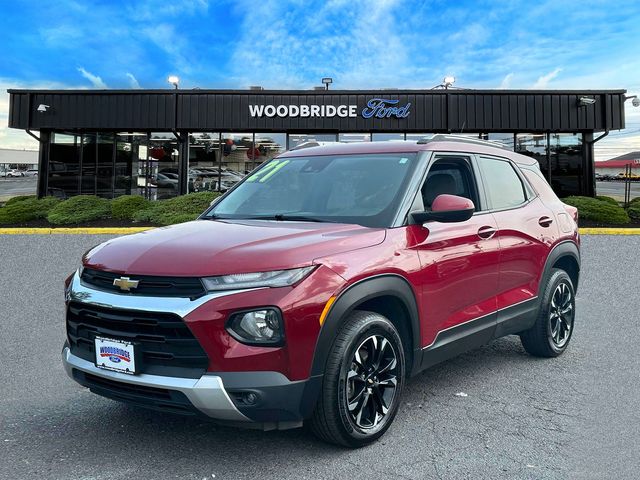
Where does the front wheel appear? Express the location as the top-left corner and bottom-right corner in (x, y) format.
(520, 268), (575, 357)
(309, 311), (406, 447)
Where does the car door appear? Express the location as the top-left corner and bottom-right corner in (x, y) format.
(410, 153), (500, 352)
(476, 155), (555, 335)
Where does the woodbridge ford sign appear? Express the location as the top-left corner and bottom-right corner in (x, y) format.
(249, 98), (411, 119)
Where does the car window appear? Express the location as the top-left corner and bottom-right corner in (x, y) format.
(208, 153), (418, 228)
(421, 156), (479, 210)
(479, 157), (527, 209)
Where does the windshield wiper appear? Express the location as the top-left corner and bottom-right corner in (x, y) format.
(247, 214), (335, 223)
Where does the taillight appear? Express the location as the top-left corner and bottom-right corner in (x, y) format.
(563, 204), (578, 224)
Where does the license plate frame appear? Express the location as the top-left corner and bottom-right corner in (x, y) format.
(94, 336), (137, 375)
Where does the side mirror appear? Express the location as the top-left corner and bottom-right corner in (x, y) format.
(411, 194), (475, 224)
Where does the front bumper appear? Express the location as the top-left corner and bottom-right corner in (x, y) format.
(62, 346), (250, 422)
(63, 270), (323, 428)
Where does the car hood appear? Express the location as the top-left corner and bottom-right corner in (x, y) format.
(84, 219), (385, 277)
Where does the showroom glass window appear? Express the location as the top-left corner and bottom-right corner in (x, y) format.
(189, 132), (221, 193)
(486, 133), (515, 150)
(48, 133), (80, 199)
(115, 133), (146, 197)
(516, 134), (549, 179)
(339, 133), (371, 143)
(148, 133), (179, 200)
(96, 133), (115, 198)
(372, 133), (404, 142)
(255, 133), (286, 164)
(288, 133), (338, 149)
(549, 133), (583, 197)
(222, 133), (254, 175)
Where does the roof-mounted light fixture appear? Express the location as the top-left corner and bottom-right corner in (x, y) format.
(321, 77), (333, 90)
(578, 97), (596, 107)
(167, 75), (180, 89)
(624, 95), (639, 107)
(443, 76), (456, 89)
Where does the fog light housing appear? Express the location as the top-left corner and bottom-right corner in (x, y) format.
(226, 308), (284, 346)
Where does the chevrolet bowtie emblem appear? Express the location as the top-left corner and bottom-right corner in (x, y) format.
(113, 276), (139, 291)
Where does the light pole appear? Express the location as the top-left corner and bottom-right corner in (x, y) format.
(322, 77), (333, 90)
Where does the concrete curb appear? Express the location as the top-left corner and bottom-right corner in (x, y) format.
(1, 227), (640, 235)
(0, 227), (154, 235)
(578, 228), (640, 235)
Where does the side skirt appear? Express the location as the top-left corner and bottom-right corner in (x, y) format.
(417, 297), (539, 373)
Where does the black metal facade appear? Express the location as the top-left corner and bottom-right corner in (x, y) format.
(6, 88), (629, 200)
(8, 89), (626, 133)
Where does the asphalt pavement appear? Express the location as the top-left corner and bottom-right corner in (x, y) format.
(596, 180), (640, 200)
(0, 177), (37, 201)
(1, 234), (639, 479)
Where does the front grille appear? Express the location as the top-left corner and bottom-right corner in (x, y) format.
(81, 268), (206, 298)
(67, 302), (209, 379)
(73, 370), (200, 416)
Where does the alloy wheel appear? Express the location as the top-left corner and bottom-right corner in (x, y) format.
(549, 282), (574, 348)
(345, 334), (399, 430)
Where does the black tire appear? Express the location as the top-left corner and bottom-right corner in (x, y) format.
(520, 268), (575, 357)
(309, 310), (406, 448)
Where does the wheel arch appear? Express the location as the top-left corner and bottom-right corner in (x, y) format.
(310, 274), (422, 378)
(541, 240), (581, 294)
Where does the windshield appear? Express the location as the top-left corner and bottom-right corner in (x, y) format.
(206, 153), (418, 227)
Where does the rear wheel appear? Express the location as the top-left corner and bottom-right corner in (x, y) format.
(309, 311), (405, 447)
(520, 268), (575, 357)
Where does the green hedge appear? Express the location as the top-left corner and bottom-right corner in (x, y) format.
(111, 195), (150, 220)
(594, 195), (619, 205)
(0, 197), (60, 224)
(133, 191), (220, 226)
(627, 205), (640, 221)
(1, 192), (221, 226)
(5, 195), (37, 206)
(47, 195), (112, 225)
(563, 196), (630, 225)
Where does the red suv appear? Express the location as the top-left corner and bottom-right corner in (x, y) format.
(62, 136), (580, 447)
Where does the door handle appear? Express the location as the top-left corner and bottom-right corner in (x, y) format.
(477, 226), (497, 239)
(538, 216), (553, 227)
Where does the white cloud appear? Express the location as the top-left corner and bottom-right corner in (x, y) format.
(532, 67), (562, 89)
(499, 73), (514, 89)
(77, 67), (107, 88)
(126, 73), (141, 89)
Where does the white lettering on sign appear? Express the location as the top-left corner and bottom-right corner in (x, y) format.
(249, 104), (359, 118)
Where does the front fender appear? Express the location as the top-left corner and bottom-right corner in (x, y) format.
(309, 274), (422, 378)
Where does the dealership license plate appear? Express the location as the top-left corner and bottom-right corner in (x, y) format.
(95, 337), (136, 375)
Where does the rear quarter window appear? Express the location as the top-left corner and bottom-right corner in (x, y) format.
(522, 168), (558, 203)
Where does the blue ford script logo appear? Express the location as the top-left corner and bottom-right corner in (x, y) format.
(110, 356), (121, 363)
(361, 98), (411, 119)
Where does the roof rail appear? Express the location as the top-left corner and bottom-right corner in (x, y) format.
(417, 134), (509, 149)
(289, 140), (341, 151)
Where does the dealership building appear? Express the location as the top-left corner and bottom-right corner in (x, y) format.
(7, 88), (628, 200)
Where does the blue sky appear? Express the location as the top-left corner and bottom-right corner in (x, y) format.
(1, 0), (639, 159)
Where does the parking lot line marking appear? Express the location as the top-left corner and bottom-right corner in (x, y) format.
(0, 227), (154, 234)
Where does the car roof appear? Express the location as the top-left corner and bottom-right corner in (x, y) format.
(277, 137), (538, 167)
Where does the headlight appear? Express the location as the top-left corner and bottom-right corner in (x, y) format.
(202, 266), (315, 292)
(227, 308), (284, 345)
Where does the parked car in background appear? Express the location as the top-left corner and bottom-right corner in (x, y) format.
(62, 137), (580, 447)
(7, 169), (24, 177)
(24, 169), (38, 177)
